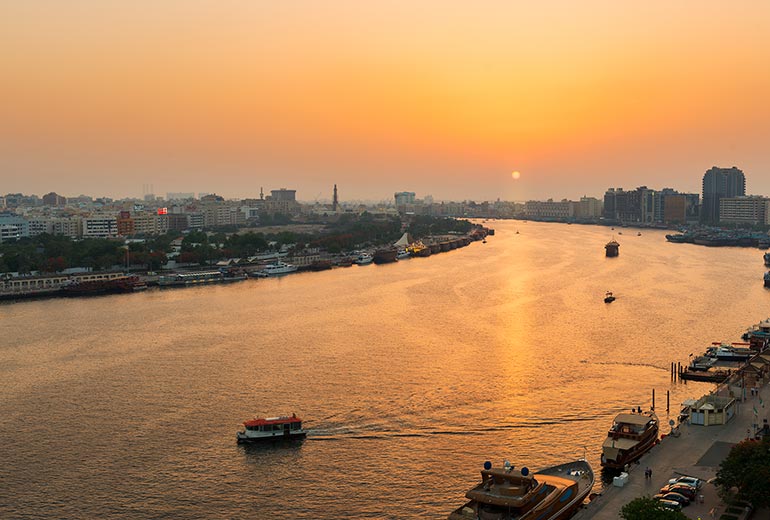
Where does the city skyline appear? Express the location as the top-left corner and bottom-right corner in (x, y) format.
(2, 2), (770, 200)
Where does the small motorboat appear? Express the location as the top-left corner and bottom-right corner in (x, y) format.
(604, 291), (616, 303)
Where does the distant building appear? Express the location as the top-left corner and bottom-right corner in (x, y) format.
(264, 189), (300, 216)
(0, 214), (29, 243)
(82, 214), (118, 238)
(394, 192), (416, 206)
(719, 196), (770, 226)
(166, 192), (195, 201)
(702, 166), (746, 224)
(270, 189), (296, 201)
(524, 199), (574, 219)
(42, 192), (67, 207)
(603, 188), (642, 222)
(574, 196), (603, 219)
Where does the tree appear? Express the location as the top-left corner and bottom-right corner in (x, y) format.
(716, 436), (770, 508)
(620, 497), (687, 520)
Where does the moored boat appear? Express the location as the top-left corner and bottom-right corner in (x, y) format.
(355, 252), (373, 265)
(158, 270), (246, 287)
(373, 248), (398, 264)
(765, 271), (770, 288)
(600, 409), (658, 469)
(236, 414), (307, 443)
(764, 252), (770, 266)
(261, 261), (298, 276)
(448, 459), (594, 520)
(688, 355), (716, 371)
(60, 275), (146, 296)
(705, 343), (753, 361)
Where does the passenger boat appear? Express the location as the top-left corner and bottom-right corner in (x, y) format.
(60, 275), (146, 296)
(765, 271), (770, 288)
(605, 239), (620, 257)
(158, 270), (246, 287)
(407, 242), (431, 257)
(310, 260), (332, 271)
(604, 291), (615, 303)
(600, 409), (658, 469)
(355, 253), (373, 265)
(261, 261), (298, 276)
(705, 343), (753, 361)
(448, 459), (594, 520)
(373, 248), (398, 264)
(236, 414), (307, 443)
(396, 249), (411, 260)
(688, 355), (716, 371)
(763, 252), (770, 266)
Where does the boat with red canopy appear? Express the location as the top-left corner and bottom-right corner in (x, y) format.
(236, 414), (307, 443)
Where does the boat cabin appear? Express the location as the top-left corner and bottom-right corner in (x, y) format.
(608, 413), (655, 439)
(243, 415), (303, 432)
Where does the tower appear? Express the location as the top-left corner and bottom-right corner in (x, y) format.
(333, 184), (338, 212)
(702, 166), (745, 224)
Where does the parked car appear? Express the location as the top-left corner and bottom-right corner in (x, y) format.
(667, 476), (702, 489)
(657, 499), (682, 511)
(654, 492), (690, 506)
(659, 485), (697, 501)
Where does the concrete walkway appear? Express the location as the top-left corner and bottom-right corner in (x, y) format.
(573, 379), (769, 520)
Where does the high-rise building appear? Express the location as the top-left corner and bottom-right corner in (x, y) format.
(701, 166), (746, 224)
(332, 184), (338, 212)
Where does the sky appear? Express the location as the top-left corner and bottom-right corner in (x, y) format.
(1, 1), (770, 202)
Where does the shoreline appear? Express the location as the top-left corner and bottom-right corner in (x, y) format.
(0, 230), (490, 303)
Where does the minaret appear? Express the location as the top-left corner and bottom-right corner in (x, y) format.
(260, 187), (264, 200)
(332, 184), (338, 212)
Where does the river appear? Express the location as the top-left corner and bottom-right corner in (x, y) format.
(1, 221), (766, 518)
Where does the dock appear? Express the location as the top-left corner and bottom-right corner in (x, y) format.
(574, 381), (769, 520)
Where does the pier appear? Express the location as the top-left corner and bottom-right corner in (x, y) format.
(574, 380), (769, 520)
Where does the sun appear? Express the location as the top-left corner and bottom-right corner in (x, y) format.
(511, 171), (521, 180)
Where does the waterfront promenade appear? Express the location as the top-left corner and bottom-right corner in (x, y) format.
(574, 381), (770, 520)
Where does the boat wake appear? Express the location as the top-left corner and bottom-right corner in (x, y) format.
(306, 416), (601, 441)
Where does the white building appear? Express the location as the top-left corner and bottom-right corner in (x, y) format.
(0, 215), (29, 243)
(524, 199), (575, 219)
(82, 214), (118, 238)
(719, 196), (770, 225)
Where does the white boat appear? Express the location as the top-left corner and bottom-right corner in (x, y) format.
(261, 261), (298, 276)
(448, 459), (594, 520)
(396, 249), (410, 260)
(355, 253), (373, 265)
(236, 414), (307, 443)
(705, 343), (753, 361)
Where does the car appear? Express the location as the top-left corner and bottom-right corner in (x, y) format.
(653, 492), (690, 506)
(656, 499), (682, 511)
(659, 485), (697, 500)
(667, 476), (702, 489)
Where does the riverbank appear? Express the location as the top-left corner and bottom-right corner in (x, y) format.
(0, 230), (491, 302)
(574, 380), (769, 520)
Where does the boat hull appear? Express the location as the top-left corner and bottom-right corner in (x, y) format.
(236, 431), (307, 443)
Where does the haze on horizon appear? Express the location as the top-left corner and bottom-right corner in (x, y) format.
(1, 1), (769, 202)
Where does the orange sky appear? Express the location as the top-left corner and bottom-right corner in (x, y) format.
(1, 1), (770, 201)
